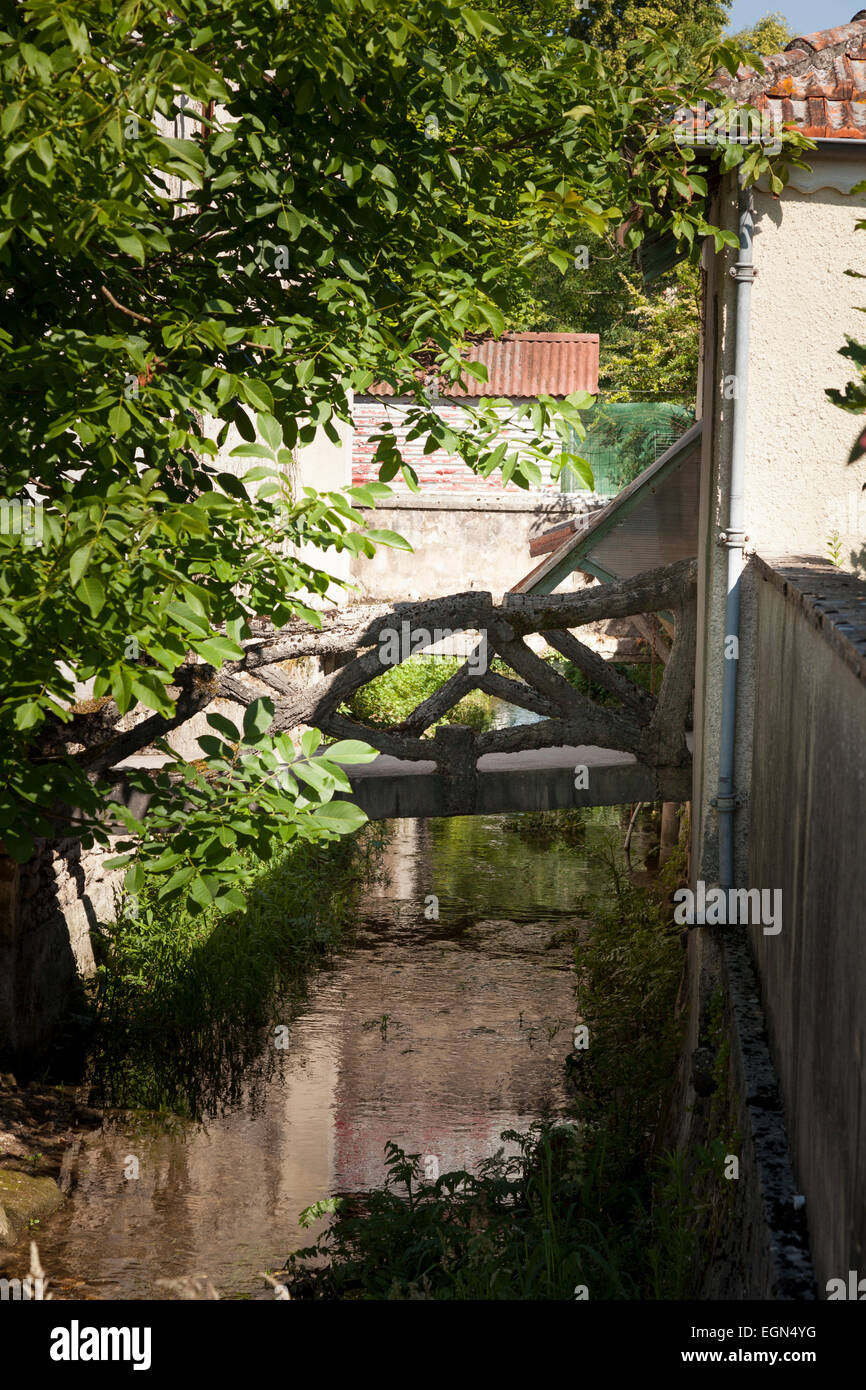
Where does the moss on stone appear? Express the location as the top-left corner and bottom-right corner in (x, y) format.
(0, 1169), (65, 1245)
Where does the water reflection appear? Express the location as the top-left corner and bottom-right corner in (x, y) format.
(19, 809), (628, 1300)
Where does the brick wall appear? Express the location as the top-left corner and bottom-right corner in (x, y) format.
(353, 398), (574, 493)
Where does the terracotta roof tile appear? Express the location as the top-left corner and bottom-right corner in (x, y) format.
(713, 12), (866, 139)
(365, 332), (599, 399)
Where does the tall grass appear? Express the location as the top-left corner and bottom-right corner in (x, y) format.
(284, 1127), (639, 1301)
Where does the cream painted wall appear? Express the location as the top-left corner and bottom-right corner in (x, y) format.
(293, 413), (354, 604)
(209, 411), (353, 607)
(694, 150), (866, 887)
(746, 177), (866, 567)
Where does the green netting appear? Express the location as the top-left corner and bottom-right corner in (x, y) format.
(562, 402), (695, 498)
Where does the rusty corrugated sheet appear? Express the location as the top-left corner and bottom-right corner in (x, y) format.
(366, 332), (599, 398)
(711, 13), (866, 139)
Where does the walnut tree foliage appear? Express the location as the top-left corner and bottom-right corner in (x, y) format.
(0, 0), (805, 912)
(729, 12), (792, 58)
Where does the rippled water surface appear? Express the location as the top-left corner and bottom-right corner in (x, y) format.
(23, 809), (629, 1300)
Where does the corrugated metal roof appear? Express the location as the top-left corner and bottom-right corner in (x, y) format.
(713, 12), (866, 139)
(366, 333), (599, 399)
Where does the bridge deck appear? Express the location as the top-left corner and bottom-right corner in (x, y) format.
(337, 743), (691, 820)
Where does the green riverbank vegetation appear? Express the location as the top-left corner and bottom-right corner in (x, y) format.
(341, 652), (658, 733)
(82, 826), (388, 1118)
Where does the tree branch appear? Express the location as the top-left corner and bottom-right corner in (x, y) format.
(100, 284), (154, 325)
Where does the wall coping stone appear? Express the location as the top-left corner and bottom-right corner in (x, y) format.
(754, 554), (866, 687)
(356, 492), (605, 515)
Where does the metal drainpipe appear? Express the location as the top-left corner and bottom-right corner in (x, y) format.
(715, 179), (754, 892)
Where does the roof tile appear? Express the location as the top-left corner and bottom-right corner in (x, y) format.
(713, 13), (866, 138)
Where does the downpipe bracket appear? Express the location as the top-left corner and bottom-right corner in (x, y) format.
(710, 790), (749, 812)
(729, 263), (758, 282)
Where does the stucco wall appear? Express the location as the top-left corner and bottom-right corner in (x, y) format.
(746, 174), (866, 565)
(209, 411), (353, 604)
(0, 838), (124, 1062)
(695, 152), (866, 887)
(348, 492), (604, 603)
(747, 559), (866, 1292)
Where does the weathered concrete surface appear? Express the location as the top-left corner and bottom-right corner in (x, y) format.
(747, 558), (866, 1293)
(709, 926), (816, 1299)
(338, 744), (691, 820)
(0, 838), (124, 1063)
(349, 492), (603, 602)
(668, 922), (815, 1299)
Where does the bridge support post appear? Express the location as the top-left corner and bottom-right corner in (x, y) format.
(659, 801), (680, 867)
(432, 725), (478, 816)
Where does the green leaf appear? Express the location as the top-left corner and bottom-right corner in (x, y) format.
(478, 302), (505, 335)
(159, 865), (195, 898)
(166, 601), (212, 637)
(69, 540), (95, 588)
(77, 575), (105, 617)
(364, 528), (413, 551)
(207, 713), (240, 742)
(239, 379), (274, 414)
(14, 701), (42, 730)
(1, 102), (22, 136)
(242, 697), (275, 743)
(113, 232), (146, 264)
(311, 800), (368, 832)
(371, 163), (396, 188)
(324, 740), (380, 764)
(191, 635), (245, 665)
(258, 413), (282, 450)
(124, 862), (145, 895)
(293, 760), (336, 796)
(301, 728), (323, 758)
(109, 404), (131, 436)
(213, 885), (246, 914)
(188, 875), (216, 908)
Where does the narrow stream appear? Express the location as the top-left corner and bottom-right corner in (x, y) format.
(20, 808), (638, 1300)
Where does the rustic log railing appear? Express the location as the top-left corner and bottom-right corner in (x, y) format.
(61, 560), (695, 818)
(217, 558), (697, 799)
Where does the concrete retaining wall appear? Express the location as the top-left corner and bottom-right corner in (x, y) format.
(0, 656), (330, 1065)
(0, 838), (124, 1062)
(747, 558), (866, 1292)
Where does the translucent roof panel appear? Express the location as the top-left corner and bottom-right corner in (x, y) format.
(584, 422), (701, 580)
(514, 421), (702, 594)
